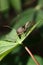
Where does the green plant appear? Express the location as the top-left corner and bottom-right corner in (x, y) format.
(0, 0), (43, 65)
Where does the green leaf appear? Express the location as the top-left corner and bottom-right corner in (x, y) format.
(11, 0), (22, 12)
(11, 8), (35, 29)
(0, 29), (20, 61)
(2, 29), (19, 42)
(0, 0), (9, 11)
(27, 55), (43, 65)
(36, 10), (43, 28)
(0, 40), (19, 61)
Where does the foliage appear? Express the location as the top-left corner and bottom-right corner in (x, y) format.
(0, 0), (43, 65)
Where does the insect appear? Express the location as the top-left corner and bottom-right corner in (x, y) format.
(0, 21), (35, 35)
(17, 21), (35, 35)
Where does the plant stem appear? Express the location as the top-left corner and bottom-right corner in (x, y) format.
(24, 45), (40, 65)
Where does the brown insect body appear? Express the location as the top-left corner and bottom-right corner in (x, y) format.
(17, 21), (35, 35)
(17, 27), (25, 35)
